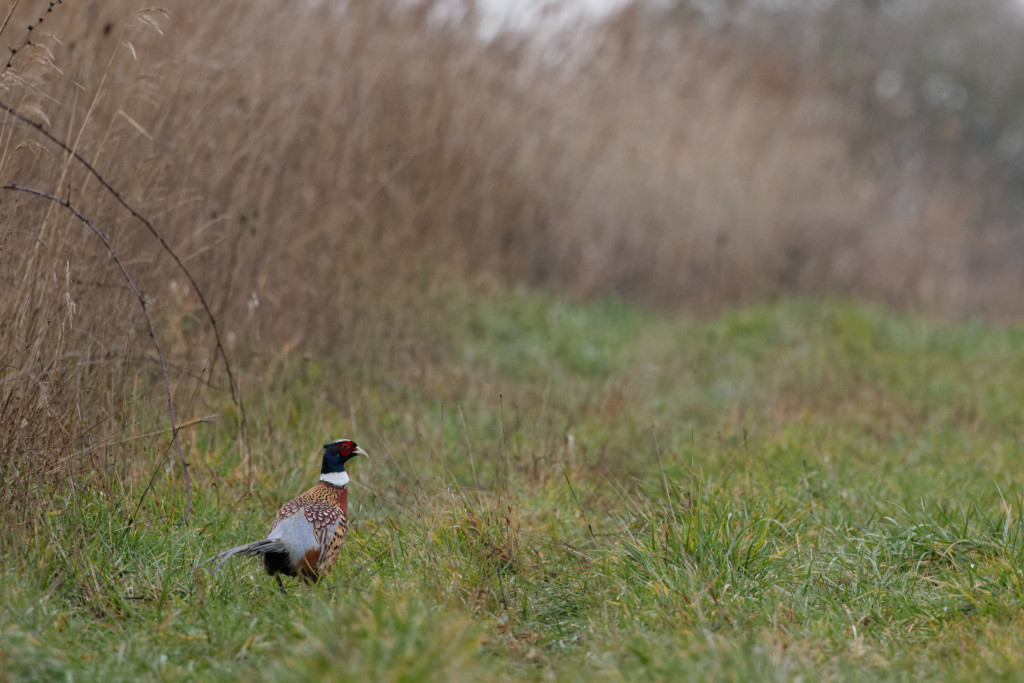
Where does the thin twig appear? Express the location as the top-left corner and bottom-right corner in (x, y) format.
(128, 437), (177, 529)
(0, 1), (23, 47)
(47, 414), (221, 475)
(563, 467), (597, 543)
(3, 183), (193, 521)
(0, 99), (248, 449)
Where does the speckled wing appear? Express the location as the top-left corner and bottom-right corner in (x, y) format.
(269, 487), (344, 568)
(301, 497), (344, 555)
(317, 509), (349, 575)
(269, 497), (306, 533)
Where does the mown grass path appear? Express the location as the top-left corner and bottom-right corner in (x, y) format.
(5, 293), (1024, 681)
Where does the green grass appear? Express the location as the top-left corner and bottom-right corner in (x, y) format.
(6, 291), (1024, 680)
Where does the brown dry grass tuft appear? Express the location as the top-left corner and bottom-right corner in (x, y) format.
(3, 0), (1024, 534)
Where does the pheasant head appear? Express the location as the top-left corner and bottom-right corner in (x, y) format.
(320, 438), (368, 487)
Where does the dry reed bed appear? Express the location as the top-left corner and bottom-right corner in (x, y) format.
(1, 0), (1023, 530)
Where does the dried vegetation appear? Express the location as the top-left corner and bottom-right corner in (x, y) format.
(3, 0), (1024, 531)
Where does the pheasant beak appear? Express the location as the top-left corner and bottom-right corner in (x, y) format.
(353, 446), (369, 458)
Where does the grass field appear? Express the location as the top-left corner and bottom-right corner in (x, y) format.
(4, 289), (1024, 681)
(7, 1), (1024, 681)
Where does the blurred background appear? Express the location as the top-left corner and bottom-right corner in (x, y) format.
(4, 0), (1024, 520)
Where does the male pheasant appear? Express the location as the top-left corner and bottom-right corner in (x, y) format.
(209, 438), (367, 585)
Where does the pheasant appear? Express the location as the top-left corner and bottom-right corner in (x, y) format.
(209, 438), (367, 585)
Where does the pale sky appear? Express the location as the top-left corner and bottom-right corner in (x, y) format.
(475, 0), (629, 35)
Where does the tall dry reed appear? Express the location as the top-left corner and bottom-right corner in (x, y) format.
(3, 0), (1024, 536)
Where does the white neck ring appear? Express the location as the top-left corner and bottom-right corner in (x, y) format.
(320, 471), (350, 487)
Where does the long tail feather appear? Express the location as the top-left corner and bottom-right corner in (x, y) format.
(206, 538), (287, 573)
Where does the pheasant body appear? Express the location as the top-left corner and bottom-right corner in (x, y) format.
(264, 479), (348, 580)
(208, 439), (367, 584)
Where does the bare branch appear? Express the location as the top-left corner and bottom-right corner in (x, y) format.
(3, 183), (193, 522)
(0, 99), (248, 451)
